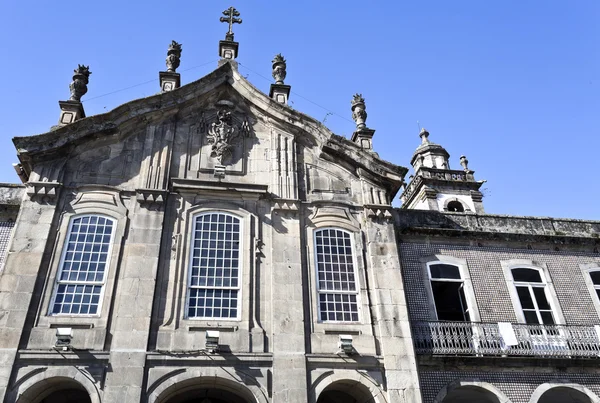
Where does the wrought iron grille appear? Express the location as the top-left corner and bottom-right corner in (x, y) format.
(412, 321), (600, 358)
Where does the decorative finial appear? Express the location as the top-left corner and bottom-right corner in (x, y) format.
(419, 128), (430, 144)
(166, 40), (182, 72)
(272, 54), (287, 84)
(220, 6), (242, 41)
(69, 65), (91, 102)
(460, 155), (469, 171)
(351, 93), (367, 130)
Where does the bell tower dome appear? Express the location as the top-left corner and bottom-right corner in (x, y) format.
(400, 128), (486, 213)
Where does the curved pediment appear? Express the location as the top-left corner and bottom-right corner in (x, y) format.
(13, 61), (407, 203)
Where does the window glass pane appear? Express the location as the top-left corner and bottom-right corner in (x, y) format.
(512, 268), (542, 283)
(51, 215), (114, 315)
(590, 271), (600, 285)
(516, 286), (535, 309)
(315, 229), (356, 292)
(315, 229), (359, 322)
(429, 264), (461, 280)
(523, 310), (540, 324)
(540, 311), (555, 325)
(431, 281), (468, 321)
(596, 289), (600, 301)
(532, 287), (551, 310)
(188, 213), (240, 319)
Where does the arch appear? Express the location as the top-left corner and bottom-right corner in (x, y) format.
(529, 383), (600, 403)
(433, 379), (511, 403)
(310, 371), (388, 403)
(446, 200), (464, 213)
(148, 368), (268, 403)
(10, 367), (100, 403)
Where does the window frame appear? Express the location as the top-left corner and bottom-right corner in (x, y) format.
(580, 264), (600, 319)
(48, 214), (116, 317)
(184, 211), (243, 321)
(313, 227), (361, 324)
(501, 260), (565, 325)
(421, 256), (480, 322)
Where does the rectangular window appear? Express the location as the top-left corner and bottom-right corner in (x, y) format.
(429, 263), (470, 321)
(315, 228), (359, 322)
(50, 215), (114, 315)
(187, 212), (240, 319)
(512, 268), (555, 325)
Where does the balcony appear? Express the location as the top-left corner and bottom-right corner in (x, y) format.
(411, 321), (600, 358)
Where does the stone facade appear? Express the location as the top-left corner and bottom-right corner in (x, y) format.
(0, 11), (599, 403)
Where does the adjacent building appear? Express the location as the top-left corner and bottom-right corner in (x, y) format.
(0, 8), (598, 403)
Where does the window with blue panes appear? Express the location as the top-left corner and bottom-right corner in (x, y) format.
(187, 212), (241, 319)
(50, 215), (115, 315)
(315, 228), (359, 322)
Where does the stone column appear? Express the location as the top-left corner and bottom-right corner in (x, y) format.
(0, 194), (59, 400)
(363, 213), (422, 403)
(270, 208), (308, 402)
(101, 201), (165, 403)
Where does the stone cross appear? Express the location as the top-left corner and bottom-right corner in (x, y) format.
(220, 7), (242, 38)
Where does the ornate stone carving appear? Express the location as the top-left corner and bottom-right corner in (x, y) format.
(220, 6), (242, 41)
(166, 40), (182, 72)
(351, 93), (367, 130)
(207, 100), (247, 165)
(272, 54), (287, 84)
(69, 65), (91, 102)
(460, 155), (470, 171)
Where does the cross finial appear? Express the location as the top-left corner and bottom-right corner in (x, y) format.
(220, 6), (242, 40)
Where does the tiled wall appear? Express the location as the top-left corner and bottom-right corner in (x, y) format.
(420, 371), (600, 403)
(399, 242), (600, 325)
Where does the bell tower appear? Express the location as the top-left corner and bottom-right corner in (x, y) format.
(400, 128), (486, 213)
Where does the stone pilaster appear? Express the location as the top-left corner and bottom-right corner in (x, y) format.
(101, 202), (164, 403)
(270, 208), (308, 402)
(0, 198), (59, 400)
(363, 215), (422, 403)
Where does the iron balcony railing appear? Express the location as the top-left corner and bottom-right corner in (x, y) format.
(412, 321), (600, 358)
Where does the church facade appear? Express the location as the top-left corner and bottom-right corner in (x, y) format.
(0, 8), (599, 403)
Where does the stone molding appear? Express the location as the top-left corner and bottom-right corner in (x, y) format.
(26, 181), (61, 203)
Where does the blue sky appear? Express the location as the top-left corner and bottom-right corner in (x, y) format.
(1, 1), (598, 219)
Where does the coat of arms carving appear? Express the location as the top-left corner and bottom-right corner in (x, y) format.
(206, 100), (249, 165)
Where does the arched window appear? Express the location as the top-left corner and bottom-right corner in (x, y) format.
(314, 228), (359, 322)
(447, 200), (465, 212)
(427, 263), (470, 321)
(186, 212), (241, 319)
(50, 215), (115, 315)
(511, 268), (555, 325)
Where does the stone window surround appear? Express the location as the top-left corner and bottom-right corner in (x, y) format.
(580, 263), (600, 320)
(38, 194), (128, 330)
(419, 255), (481, 322)
(500, 259), (566, 325)
(306, 214), (372, 335)
(178, 202), (254, 329)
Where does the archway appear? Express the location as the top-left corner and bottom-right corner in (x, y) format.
(538, 387), (593, 403)
(163, 387), (250, 403)
(152, 375), (263, 403)
(441, 385), (501, 403)
(433, 380), (510, 403)
(16, 378), (92, 403)
(316, 380), (377, 403)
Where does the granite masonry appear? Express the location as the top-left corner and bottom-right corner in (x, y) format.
(0, 7), (599, 403)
